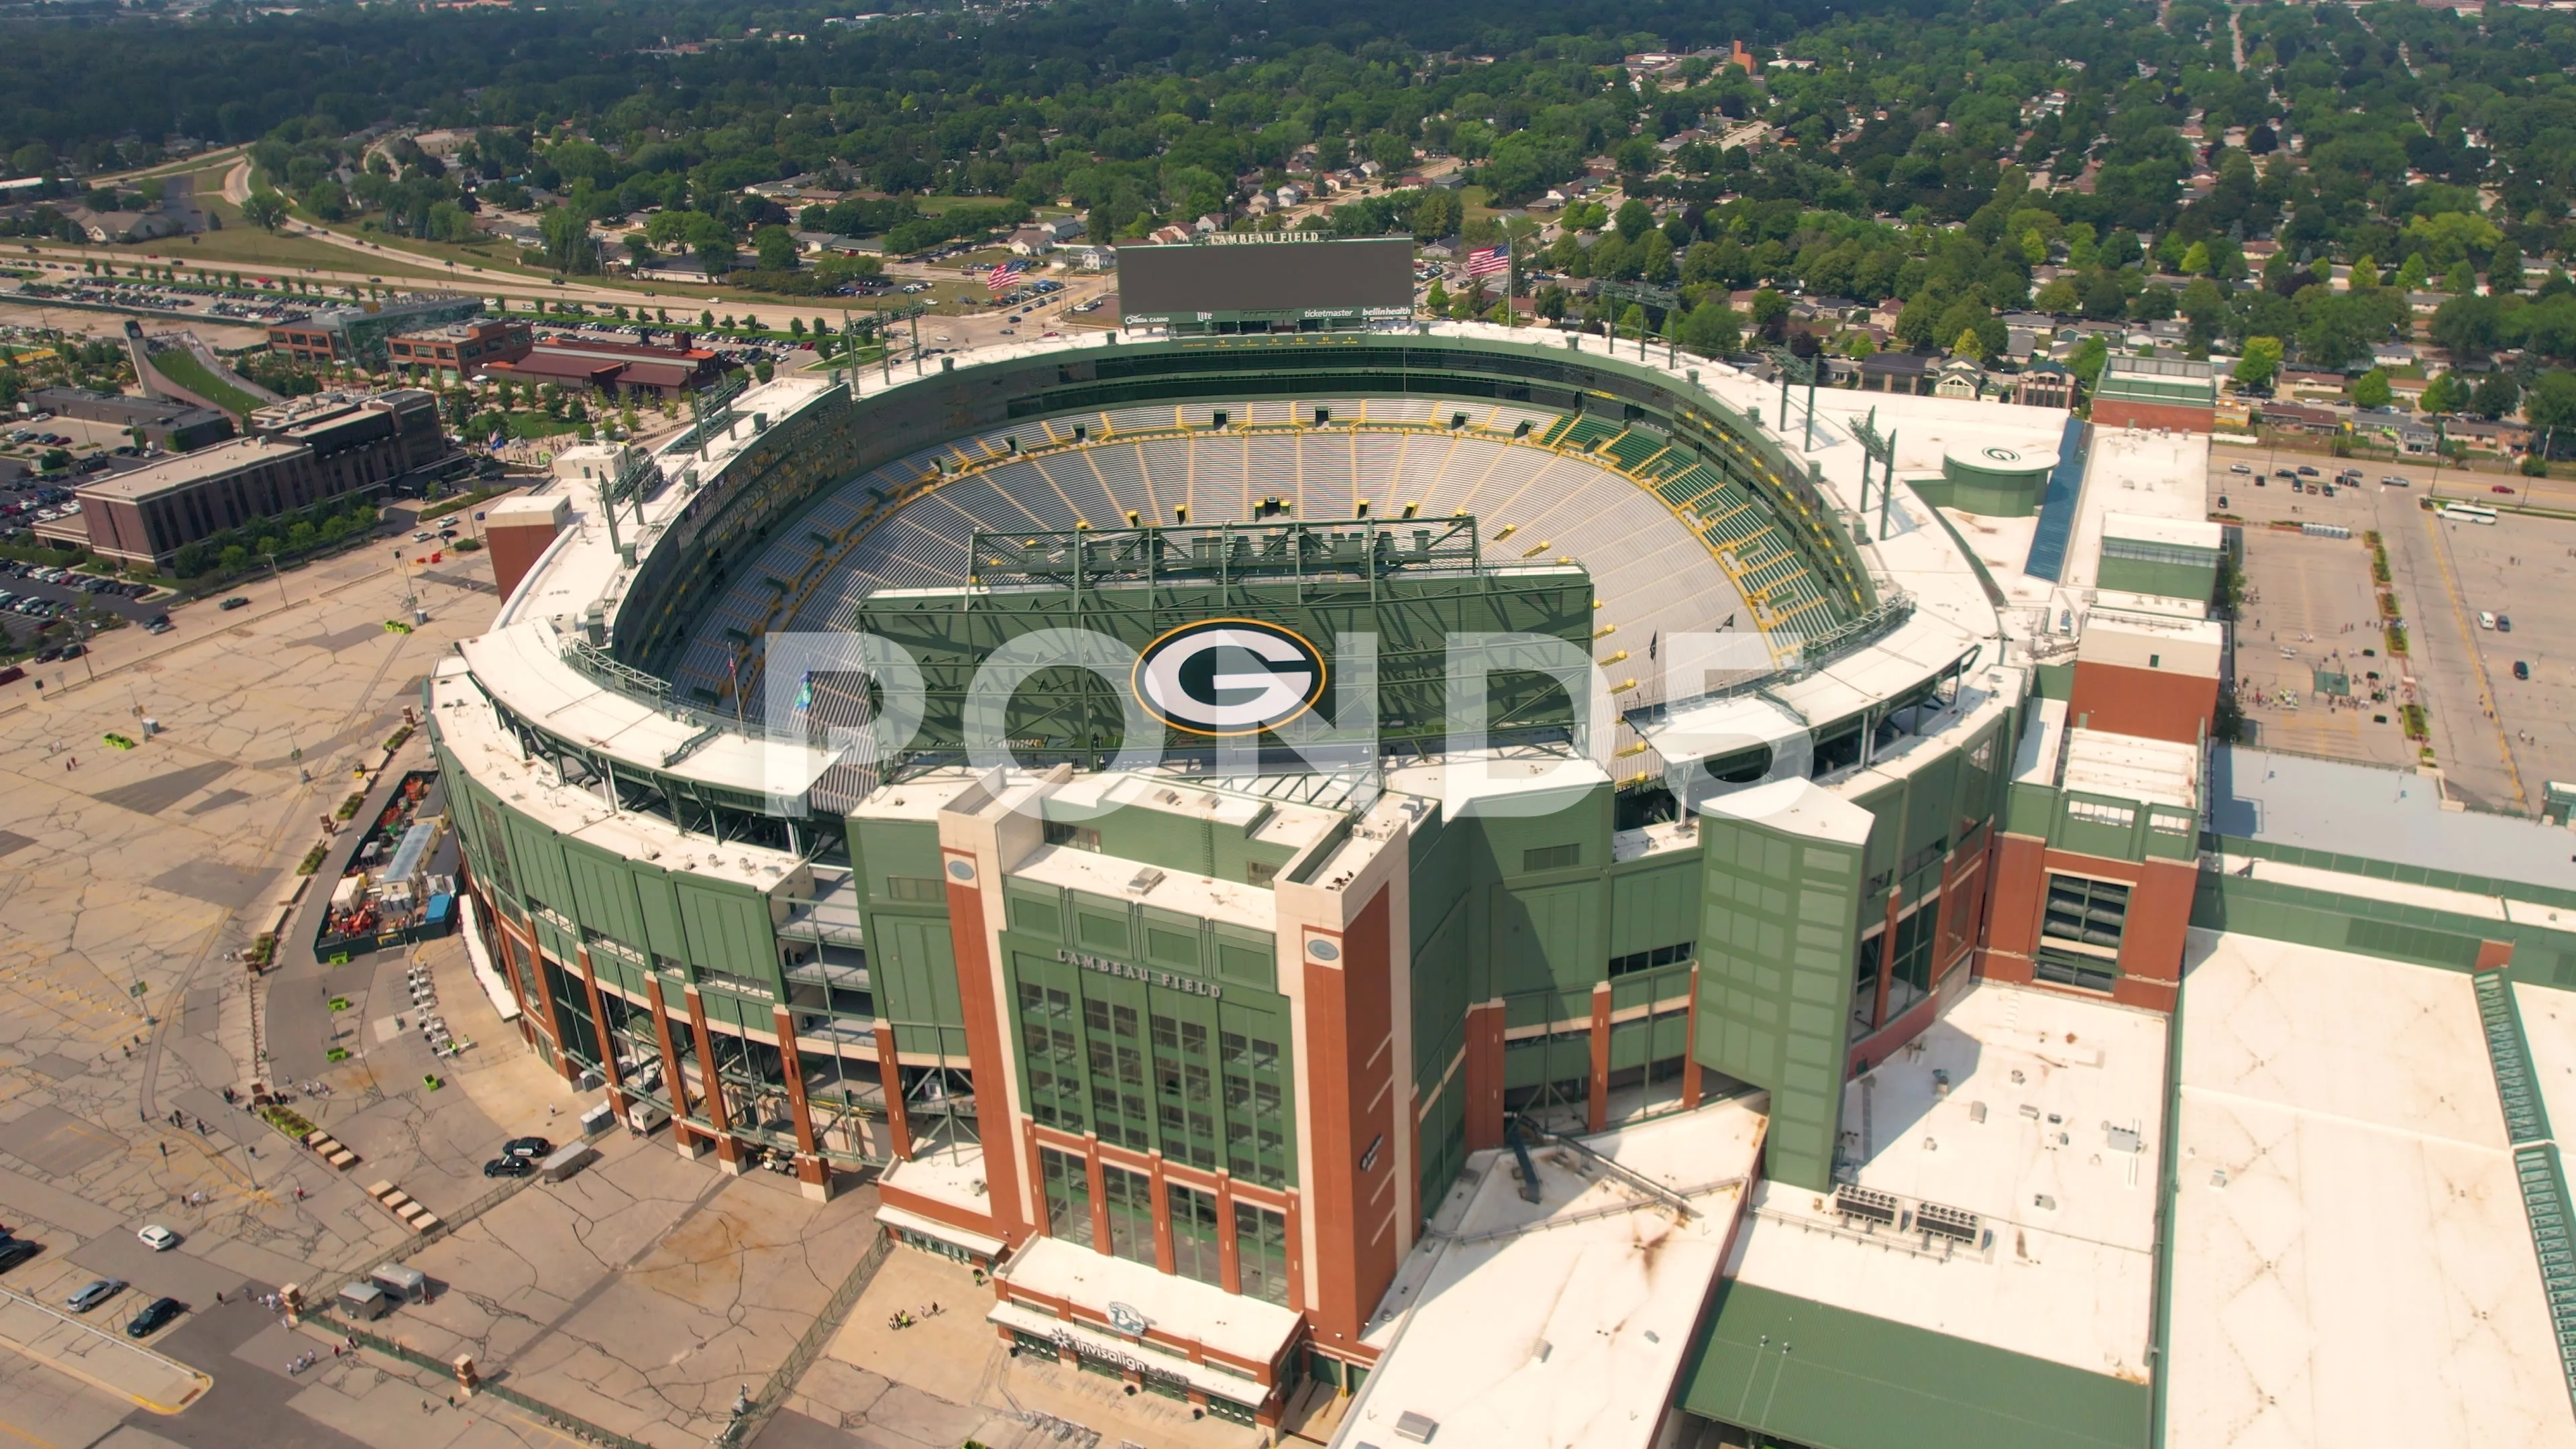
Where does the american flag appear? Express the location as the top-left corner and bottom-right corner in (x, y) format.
(985, 260), (1024, 294)
(1465, 244), (1511, 278)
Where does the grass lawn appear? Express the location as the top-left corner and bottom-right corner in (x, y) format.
(502, 411), (584, 441)
(29, 225), (451, 282)
(142, 345), (266, 418)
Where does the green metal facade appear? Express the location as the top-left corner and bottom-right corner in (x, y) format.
(1693, 800), (1866, 1192)
(1680, 1280), (2153, 1449)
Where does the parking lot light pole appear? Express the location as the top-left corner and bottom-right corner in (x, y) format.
(264, 551), (288, 608)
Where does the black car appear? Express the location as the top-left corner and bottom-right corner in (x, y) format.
(0, 1238), (38, 1272)
(125, 1297), (182, 1338)
(502, 1135), (552, 1160)
(482, 1156), (535, 1179)
(2516, 661), (2532, 681)
(218, 596), (249, 610)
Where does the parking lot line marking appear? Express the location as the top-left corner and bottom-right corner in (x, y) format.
(2421, 508), (2529, 812)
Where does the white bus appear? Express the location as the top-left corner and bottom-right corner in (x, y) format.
(2443, 502), (2500, 525)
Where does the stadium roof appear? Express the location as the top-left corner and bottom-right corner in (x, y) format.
(2210, 745), (2576, 898)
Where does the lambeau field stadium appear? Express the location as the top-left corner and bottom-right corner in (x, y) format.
(433, 237), (2576, 1449)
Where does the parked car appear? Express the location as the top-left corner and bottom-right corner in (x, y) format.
(125, 1297), (183, 1338)
(136, 1224), (180, 1252)
(0, 1238), (38, 1272)
(2516, 661), (2532, 681)
(65, 1277), (125, 1313)
(2499, 614), (2513, 633)
(502, 1136), (552, 1160)
(482, 1157), (535, 1179)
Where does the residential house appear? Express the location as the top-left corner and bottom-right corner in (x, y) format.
(1008, 227), (1056, 256)
(2258, 402), (2341, 435)
(1148, 224), (1192, 245)
(1933, 357), (1986, 400)
(76, 209), (181, 244)
(1041, 216), (1085, 241)
(1275, 184), (1307, 207)
(1193, 214), (1223, 235)
(2449, 417), (2532, 453)
(2011, 360), (2075, 409)
(1856, 352), (1935, 396)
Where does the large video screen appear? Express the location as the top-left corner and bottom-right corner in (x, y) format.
(1118, 236), (1415, 324)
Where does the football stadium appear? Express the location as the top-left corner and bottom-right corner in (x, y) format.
(434, 240), (2576, 1449)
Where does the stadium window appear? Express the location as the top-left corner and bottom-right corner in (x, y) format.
(1209, 411), (1228, 429)
(2037, 874), (2129, 992)
(2065, 799), (2137, 830)
(1312, 407), (1331, 425)
(885, 875), (944, 902)
(1044, 821), (1102, 851)
(1521, 843), (1581, 873)
(1609, 941), (1695, 976)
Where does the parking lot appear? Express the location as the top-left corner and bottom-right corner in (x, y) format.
(2213, 441), (2576, 813)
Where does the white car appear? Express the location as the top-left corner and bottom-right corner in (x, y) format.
(136, 1224), (180, 1252)
(2228, 463), (2251, 474)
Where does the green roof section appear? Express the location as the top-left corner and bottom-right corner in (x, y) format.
(1680, 1280), (2152, 1449)
(2092, 355), (2216, 408)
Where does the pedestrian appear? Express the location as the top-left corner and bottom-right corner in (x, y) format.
(158, 1142), (166, 1159)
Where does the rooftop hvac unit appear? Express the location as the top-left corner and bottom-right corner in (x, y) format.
(1917, 1200), (1982, 1244)
(1832, 1184), (1901, 1226)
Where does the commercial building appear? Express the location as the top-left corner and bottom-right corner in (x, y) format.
(422, 323), (2576, 1449)
(388, 318), (534, 380)
(21, 386), (233, 451)
(72, 389), (448, 565)
(478, 331), (723, 399)
(2089, 353), (2218, 433)
(266, 293), (483, 368)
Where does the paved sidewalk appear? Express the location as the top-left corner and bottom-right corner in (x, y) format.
(0, 1283), (212, 1413)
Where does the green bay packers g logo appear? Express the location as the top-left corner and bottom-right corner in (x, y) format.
(1133, 619), (1328, 737)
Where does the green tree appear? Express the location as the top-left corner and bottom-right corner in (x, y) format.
(1951, 326), (1985, 361)
(753, 224), (800, 271)
(2235, 336), (2284, 390)
(1613, 199), (1654, 242)
(2180, 241), (2210, 276)
(2033, 276), (2081, 315)
(239, 189), (287, 231)
(2419, 372), (2469, 415)
(1678, 302), (1741, 357)
(2473, 370), (2523, 421)
(2525, 370), (2576, 440)
(2351, 369), (2392, 409)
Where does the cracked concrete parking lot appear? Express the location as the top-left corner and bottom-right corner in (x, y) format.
(376, 1136), (879, 1449)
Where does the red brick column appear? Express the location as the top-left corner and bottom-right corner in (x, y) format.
(1587, 982), (1612, 1134)
(773, 1006), (832, 1198)
(1462, 1002), (1506, 1151)
(684, 987), (745, 1171)
(872, 1023), (912, 1161)
(572, 947), (624, 1104)
(1680, 965), (1703, 1109)
(644, 975), (702, 1158)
